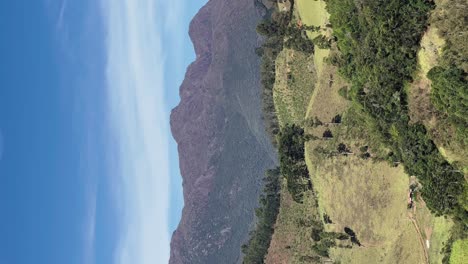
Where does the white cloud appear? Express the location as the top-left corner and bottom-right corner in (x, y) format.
(100, 0), (180, 263)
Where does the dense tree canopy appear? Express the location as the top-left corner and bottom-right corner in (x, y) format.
(428, 66), (468, 128)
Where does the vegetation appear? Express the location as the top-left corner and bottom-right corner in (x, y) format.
(427, 66), (468, 145)
(242, 168), (281, 264)
(448, 238), (468, 264)
(277, 124), (310, 203)
(324, 0), (466, 220)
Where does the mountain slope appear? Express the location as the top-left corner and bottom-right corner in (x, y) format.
(169, 0), (277, 263)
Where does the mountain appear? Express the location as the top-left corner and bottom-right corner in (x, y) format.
(169, 0), (277, 263)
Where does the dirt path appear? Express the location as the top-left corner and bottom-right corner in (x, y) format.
(408, 211), (430, 264)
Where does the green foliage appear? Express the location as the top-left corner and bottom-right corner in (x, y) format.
(324, 0), (466, 219)
(427, 66), (468, 144)
(397, 124), (464, 215)
(242, 168), (282, 264)
(312, 35), (332, 49)
(449, 239), (468, 264)
(277, 124), (310, 203)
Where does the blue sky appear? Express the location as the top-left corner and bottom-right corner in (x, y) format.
(0, 0), (206, 263)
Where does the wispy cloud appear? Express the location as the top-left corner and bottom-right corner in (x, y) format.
(100, 0), (180, 263)
(56, 0), (67, 29)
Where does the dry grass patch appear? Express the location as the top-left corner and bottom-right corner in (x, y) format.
(266, 179), (323, 264)
(274, 48), (316, 125)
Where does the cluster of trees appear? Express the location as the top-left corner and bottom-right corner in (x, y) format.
(427, 66), (468, 143)
(277, 124), (311, 203)
(310, 224), (361, 257)
(241, 168), (281, 264)
(312, 35), (332, 49)
(395, 124), (465, 216)
(324, 0), (466, 221)
(297, 216), (353, 258)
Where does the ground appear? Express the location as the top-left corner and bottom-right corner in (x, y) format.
(303, 66), (428, 263)
(265, 0), (456, 263)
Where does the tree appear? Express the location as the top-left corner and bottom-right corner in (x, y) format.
(337, 143), (352, 155)
(323, 129), (333, 139)
(427, 66), (468, 128)
(331, 114), (342, 124)
(312, 35), (332, 49)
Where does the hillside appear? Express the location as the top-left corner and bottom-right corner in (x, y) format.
(243, 0), (467, 263)
(169, 0), (278, 263)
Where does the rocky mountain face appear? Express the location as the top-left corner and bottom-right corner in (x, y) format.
(169, 0), (277, 263)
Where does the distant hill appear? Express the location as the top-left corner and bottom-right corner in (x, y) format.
(169, 0), (277, 263)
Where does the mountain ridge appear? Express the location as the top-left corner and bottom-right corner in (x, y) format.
(170, 0), (277, 263)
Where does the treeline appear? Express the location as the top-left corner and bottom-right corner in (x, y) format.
(256, 0), (316, 142)
(324, 0), (466, 220)
(242, 168), (281, 264)
(278, 124), (311, 203)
